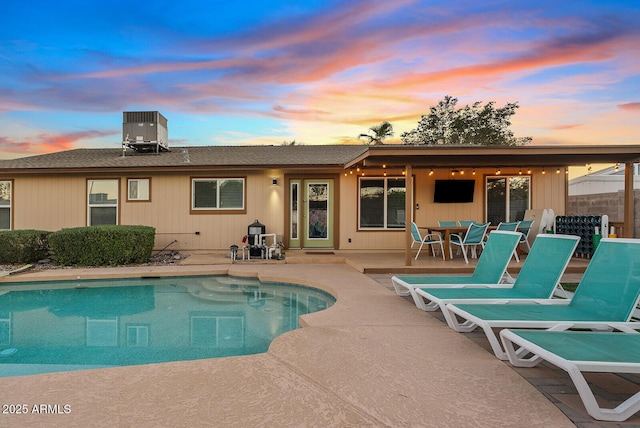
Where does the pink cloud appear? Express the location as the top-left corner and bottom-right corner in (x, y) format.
(618, 102), (640, 111)
(550, 124), (583, 131)
(0, 130), (117, 155)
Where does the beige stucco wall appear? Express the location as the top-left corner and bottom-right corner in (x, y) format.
(10, 166), (566, 252)
(12, 170), (287, 251)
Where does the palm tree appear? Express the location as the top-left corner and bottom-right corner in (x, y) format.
(358, 121), (393, 145)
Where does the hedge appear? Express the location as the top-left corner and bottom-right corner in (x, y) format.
(0, 229), (50, 264)
(48, 225), (155, 266)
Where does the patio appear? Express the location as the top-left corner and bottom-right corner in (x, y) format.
(1, 251), (636, 427)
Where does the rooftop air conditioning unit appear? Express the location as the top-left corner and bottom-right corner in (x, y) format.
(122, 111), (169, 153)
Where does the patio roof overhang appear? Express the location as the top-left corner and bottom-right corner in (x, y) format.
(344, 144), (640, 169)
(355, 144), (640, 266)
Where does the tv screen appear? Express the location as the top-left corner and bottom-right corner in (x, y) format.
(434, 180), (475, 203)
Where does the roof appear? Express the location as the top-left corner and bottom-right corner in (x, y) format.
(2, 144), (640, 175)
(0, 145), (369, 174)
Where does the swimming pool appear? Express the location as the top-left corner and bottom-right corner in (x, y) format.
(0, 275), (335, 378)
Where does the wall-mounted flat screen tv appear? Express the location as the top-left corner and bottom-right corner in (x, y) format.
(434, 180), (475, 203)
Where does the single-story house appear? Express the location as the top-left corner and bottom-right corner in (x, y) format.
(2, 140), (639, 265)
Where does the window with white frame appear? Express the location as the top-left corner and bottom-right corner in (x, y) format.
(126, 325), (150, 347)
(87, 179), (119, 225)
(192, 178), (245, 211)
(359, 177), (406, 229)
(486, 176), (530, 224)
(0, 180), (11, 230)
(127, 178), (150, 201)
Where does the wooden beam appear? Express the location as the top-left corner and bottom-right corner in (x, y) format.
(624, 162), (635, 238)
(405, 165), (413, 266)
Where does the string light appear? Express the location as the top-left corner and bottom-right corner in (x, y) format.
(519, 168), (522, 175)
(472, 169), (476, 176)
(556, 168), (560, 174)
(615, 163), (620, 172)
(429, 169), (434, 176)
(542, 168), (546, 175)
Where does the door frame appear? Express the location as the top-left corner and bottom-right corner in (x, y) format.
(284, 173), (340, 249)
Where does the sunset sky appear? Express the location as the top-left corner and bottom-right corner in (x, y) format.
(1, 0), (639, 159)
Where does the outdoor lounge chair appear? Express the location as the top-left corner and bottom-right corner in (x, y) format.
(445, 238), (640, 360)
(449, 222), (490, 263)
(414, 234), (579, 325)
(500, 324), (640, 422)
(392, 231), (521, 307)
(410, 222), (444, 260)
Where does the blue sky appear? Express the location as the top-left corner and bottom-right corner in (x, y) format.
(1, 0), (638, 159)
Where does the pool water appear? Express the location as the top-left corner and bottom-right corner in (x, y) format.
(0, 275), (335, 378)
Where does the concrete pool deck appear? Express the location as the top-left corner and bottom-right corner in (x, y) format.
(0, 260), (579, 428)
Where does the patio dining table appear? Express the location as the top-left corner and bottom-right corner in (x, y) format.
(420, 224), (504, 261)
(419, 226), (468, 261)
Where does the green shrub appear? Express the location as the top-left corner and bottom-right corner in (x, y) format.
(48, 225), (155, 266)
(0, 229), (50, 264)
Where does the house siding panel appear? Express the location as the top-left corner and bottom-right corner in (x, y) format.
(14, 176), (86, 230)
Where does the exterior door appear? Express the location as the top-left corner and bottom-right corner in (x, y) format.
(288, 179), (334, 248)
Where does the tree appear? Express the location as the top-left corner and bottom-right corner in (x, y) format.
(400, 96), (531, 146)
(358, 121), (394, 145)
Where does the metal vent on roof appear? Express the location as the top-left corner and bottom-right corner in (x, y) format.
(122, 111), (169, 154)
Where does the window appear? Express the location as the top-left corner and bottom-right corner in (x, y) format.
(0, 180), (11, 230)
(290, 182), (299, 239)
(127, 325), (150, 347)
(127, 178), (150, 201)
(486, 176), (530, 224)
(192, 178), (245, 211)
(359, 177), (406, 229)
(87, 179), (119, 225)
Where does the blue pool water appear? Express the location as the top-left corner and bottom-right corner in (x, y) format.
(0, 275), (335, 378)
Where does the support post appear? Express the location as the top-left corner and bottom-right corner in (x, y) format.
(624, 162), (635, 238)
(405, 164), (413, 266)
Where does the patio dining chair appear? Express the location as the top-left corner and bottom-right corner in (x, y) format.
(438, 221), (458, 227)
(449, 222), (490, 263)
(458, 220), (475, 227)
(517, 220), (535, 253)
(496, 221), (520, 232)
(444, 238), (640, 360)
(410, 222), (444, 260)
(495, 221), (521, 261)
(500, 325), (640, 422)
